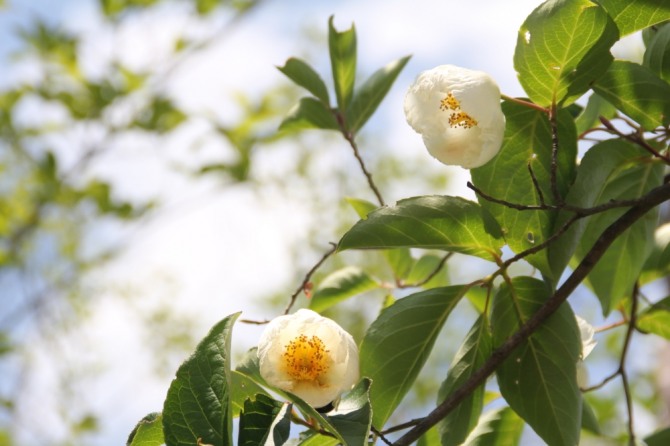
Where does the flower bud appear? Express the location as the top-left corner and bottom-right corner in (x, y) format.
(257, 309), (359, 409)
(403, 65), (505, 168)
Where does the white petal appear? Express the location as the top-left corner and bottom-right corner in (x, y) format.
(575, 315), (597, 359)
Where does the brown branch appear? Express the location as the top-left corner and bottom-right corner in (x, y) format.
(391, 182), (670, 446)
(600, 117), (670, 165)
(500, 95), (549, 114)
(284, 243), (338, 314)
(398, 253), (452, 288)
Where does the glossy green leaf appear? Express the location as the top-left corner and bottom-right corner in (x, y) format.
(575, 92), (618, 134)
(163, 312), (241, 446)
(338, 196), (504, 262)
(644, 23), (670, 82)
(346, 55), (411, 133)
(637, 296), (670, 339)
(593, 60), (670, 129)
(277, 58), (330, 104)
(492, 277), (582, 446)
(645, 426), (670, 446)
(360, 286), (467, 428)
(231, 371), (271, 417)
(514, 0), (618, 106)
(573, 146), (663, 315)
(598, 0), (670, 36)
(309, 266), (379, 312)
(405, 254), (449, 288)
(329, 16), (357, 112)
(471, 101), (577, 279)
(238, 395), (290, 446)
(549, 140), (660, 284)
(462, 407), (524, 446)
(127, 412), (164, 446)
(438, 315), (492, 446)
(327, 378), (373, 446)
(279, 97), (339, 132)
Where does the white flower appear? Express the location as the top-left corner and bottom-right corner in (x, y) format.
(403, 64), (506, 169)
(575, 315), (597, 388)
(257, 309), (360, 408)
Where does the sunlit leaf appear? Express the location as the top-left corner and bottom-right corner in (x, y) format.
(127, 412), (164, 446)
(327, 378), (373, 446)
(278, 58), (330, 104)
(637, 296), (670, 339)
(514, 0), (618, 106)
(360, 286), (467, 428)
(329, 16), (357, 112)
(231, 371), (271, 417)
(339, 196), (504, 262)
(279, 97), (339, 131)
(575, 92), (618, 134)
(593, 60), (670, 129)
(492, 277), (582, 446)
(238, 395), (290, 446)
(417, 426), (441, 446)
(462, 406), (524, 446)
(309, 266), (379, 312)
(644, 22), (670, 82)
(598, 0), (670, 36)
(163, 312), (241, 446)
(471, 101), (577, 279)
(346, 55), (411, 132)
(438, 315), (492, 446)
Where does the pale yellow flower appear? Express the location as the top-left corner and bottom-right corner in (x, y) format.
(404, 64), (506, 168)
(257, 309), (359, 408)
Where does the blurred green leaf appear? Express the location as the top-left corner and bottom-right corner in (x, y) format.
(310, 266), (379, 312)
(196, 0), (220, 15)
(492, 277), (582, 446)
(575, 93), (618, 134)
(360, 286), (467, 428)
(641, 223), (670, 283)
(598, 0), (670, 36)
(405, 254), (449, 288)
(163, 312), (240, 446)
(238, 395), (290, 446)
(645, 426), (670, 446)
(637, 296), (670, 339)
(278, 58), (330, 104)
(100, 0), (160, 17)
(134, 97), (186, 133)
(417, 426), (441, 446)
(127, 412), (164, 446)
(471, 101), (577, 279)
(346, 55), (411, 133)
(593, 60), (670, 129)
(461, 406), (524, 446)
(328, 16), (357, 112)
(514, 0), (618, 106)
(581, 398), (601, 434)
(438, 315), (492, 446)
(327, 378), (373, 446)
(279, 97), (339, 131)
(339, 196), (504, 262)
(644, 23), (670, 82)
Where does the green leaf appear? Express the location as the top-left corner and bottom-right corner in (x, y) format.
(514, 0), (618, 106)
(309, 266), (379, 312)
(279, 97), (339, 132)
(438, 315), (492, 446)
(581, 398), (600, 434)
(645, 426), (670, 446)
(328, 16), (357, 113)
(231, 371), (271, 417)
(644, 23), (670, 82)
(637, 296), (670, 339)
(492, 277), (582, 446)
(277, 58), (330, 104)
(346, 55), (411, 133)
(297, 433), (340, 446)
(405, 254), (449, 288)
(641, 223), (670, 283)
(573, 146), (664, 314)
(163, 312), (241, 446)
(338, 196), (504, 262)
(471, 101), (577, 279)
(575, 92), (618, 134)
(360, 286), (468, 428)
(417, 426), (441, 446)
(593, 60), (670, 129)
(598, 0), (670, 36)
(286, 391), (346, 445)
(238, 395), (291, 446)
(345, 197), (377, 218)
(548, 140), (661, 285)
(127, 412), (164, 446)
(461, 407), (524, 446)
(327, 378), (373, 446)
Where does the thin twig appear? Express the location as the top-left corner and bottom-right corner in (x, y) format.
(284, 243), (338, 314)
(527, 162), (545, 207)
(380, 418), (423, 435)
(398, 253), (453, 288)
(371, 426), (393, 445)
(500, 94), (549, 114)
(391, 182), (670, 446)
(621, 283), (639, 445)
(600, 117), (670, 165)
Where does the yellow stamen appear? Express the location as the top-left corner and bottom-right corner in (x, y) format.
(282, 334), (330, 381)
(439, 92), (460, 111)
(449, 111), (478, 128)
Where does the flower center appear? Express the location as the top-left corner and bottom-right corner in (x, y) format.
(439, 93), (478, 129)
(282, 334), (330, 381)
